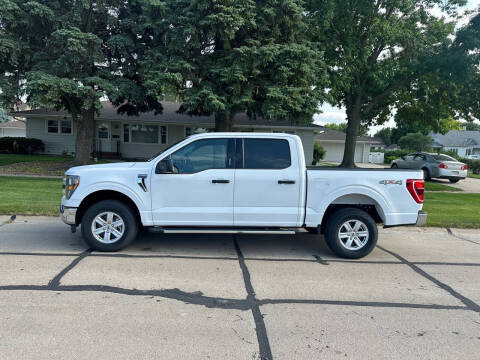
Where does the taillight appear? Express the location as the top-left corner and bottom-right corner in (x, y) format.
(407, 179), (424, 204)
(439, 163), (448, 169)
(461, 164), (468, 170)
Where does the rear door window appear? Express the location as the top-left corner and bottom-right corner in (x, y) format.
(242, 138), (291, 169)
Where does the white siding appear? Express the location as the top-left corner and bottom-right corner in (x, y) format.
(26, 118), (76, 155)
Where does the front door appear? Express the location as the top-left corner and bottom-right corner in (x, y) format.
(233, 137), (302, 226)
(150, 138), (235, 226)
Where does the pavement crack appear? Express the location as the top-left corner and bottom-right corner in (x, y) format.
(377, 245), (480, 313)
(445, 227), (480, 246)
(233, 235), (273, 360)
(313, 254), (329, 265)
(48, 249), (92, 289)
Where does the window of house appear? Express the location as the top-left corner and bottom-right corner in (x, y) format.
(47, 119), (72, 134)
(160, 126), (167, 144)
(47, 120), (59, 133)
(123, 124), (130, 142)
(61, 120), (72, 134)
(243, 138), (291, 169)
(131, 124), (159, 144)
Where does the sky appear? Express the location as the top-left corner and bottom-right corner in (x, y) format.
(313, 0), (479, 135)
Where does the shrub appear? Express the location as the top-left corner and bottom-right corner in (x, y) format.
(0, 137), (44, 154)
(464, 159), (480, 174)
(313, 142), (326, 164)
(382, 149), (411, 164)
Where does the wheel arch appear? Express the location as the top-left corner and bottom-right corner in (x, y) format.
(318, 193), (385, 234)
(75, 190), (142, 226)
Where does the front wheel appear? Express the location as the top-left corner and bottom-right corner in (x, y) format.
(81, 200), (138, 251)
(324, 208), (378, 259)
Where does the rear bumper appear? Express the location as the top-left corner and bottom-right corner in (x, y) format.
(416, 211), (427, 226)
(384, 210), (427, 228)
(60, 204), (77, 225)
(437, 169), (467, 179)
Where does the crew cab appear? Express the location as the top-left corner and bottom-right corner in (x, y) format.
(60, 133), (426, 259)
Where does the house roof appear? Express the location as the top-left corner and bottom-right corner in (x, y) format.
(369, 136), (385, 145)
(0, 120), (25, 129)
(385, 144), (398, 150)
(429, 130), (480, 147)
(315, 129), (375, 143)
(11, 101), (323, 131)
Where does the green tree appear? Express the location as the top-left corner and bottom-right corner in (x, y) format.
(325, 122), (368, 136)
(306, 0), (471, 167)
(464, 122), (480, 131)
(398, 133), (433, 152)
(0, 0), (161, 164)
(0, 108), (11, 122)
(374, 128), (393, 146)
(141, 0), (328, 131)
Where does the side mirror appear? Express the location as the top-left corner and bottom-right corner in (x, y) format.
(156, 157), (174, 174)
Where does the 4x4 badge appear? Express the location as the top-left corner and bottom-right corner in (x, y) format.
(379, 180), (402, 185)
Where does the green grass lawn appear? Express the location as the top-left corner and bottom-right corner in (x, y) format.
(0, 176), (62, 216)
(468, 172), (480, 179)
(423, 192), (480, 228)
(424, 182), (462, 192)
(0, 154), (72, 166)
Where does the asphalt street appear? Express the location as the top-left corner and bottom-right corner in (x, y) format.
(0, 216), (479, 359)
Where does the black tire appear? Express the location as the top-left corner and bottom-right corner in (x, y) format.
(449, 178), (460, 183)
(391, 163), (398, 169)
(324, 208), (378, 259)
(81, 200), (138, 251)
(422, 168), (431, 181)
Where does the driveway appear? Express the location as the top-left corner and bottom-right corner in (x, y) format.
(430, 176), (480, 193)
(0, 216), (479, 359)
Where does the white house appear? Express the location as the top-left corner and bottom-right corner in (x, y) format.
(12, 101), (323, 164)
(430, 130), (480, 157)
(0, 120), (26, 137)
(315, 130), (375, 163)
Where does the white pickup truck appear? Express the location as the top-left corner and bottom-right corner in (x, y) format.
(60, 133), (426, 258)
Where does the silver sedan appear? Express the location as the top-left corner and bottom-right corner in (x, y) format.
(391, 152), (468, 183)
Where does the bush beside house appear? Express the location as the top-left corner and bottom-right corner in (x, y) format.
(0, 137), (44, 154)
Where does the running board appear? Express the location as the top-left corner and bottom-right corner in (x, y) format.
(156, 228), (297, 235)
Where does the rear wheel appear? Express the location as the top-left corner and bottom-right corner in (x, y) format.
(324, 208), (378, 259)
(449, 178), (460, 183)
(422, 168), (431, 181)
(391, 163), (398, 169)
(81, 200), (138, 251)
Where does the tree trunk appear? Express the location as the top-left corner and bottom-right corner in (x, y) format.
(74, 107), (96, 165)
(214, 112), (234, 132)
(340, 106), (361, 168)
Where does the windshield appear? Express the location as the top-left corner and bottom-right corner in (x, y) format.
(147, 139), (186, 161)
(431, 154), (457, 161)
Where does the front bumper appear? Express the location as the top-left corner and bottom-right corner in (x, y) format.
(416, 211), (427, 226)
(60, 204), (77, 225)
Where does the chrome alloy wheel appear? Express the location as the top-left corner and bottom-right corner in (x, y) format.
(91, 212), (125, 244)
(338, 220), (369, 251)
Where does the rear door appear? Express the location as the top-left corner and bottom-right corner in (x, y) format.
(233, 137), (302, 226)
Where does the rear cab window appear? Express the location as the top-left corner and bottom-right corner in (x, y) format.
(241, 138), (291, 169)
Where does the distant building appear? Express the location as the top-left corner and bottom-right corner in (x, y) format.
(385, 144), (398, 150)
(369, 136), (386, 150)
(430, 130), (480, 157)
(0, 120), (26, 138)
(315, 130), (375, 163)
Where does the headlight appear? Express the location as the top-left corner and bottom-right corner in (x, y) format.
(63, 175), (80, 199)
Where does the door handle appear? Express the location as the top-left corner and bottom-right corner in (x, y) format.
(278, 180), (295, 184)
(212, 179), (230, 184)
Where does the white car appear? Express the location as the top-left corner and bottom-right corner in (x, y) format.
(61, 133), (426, 259)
